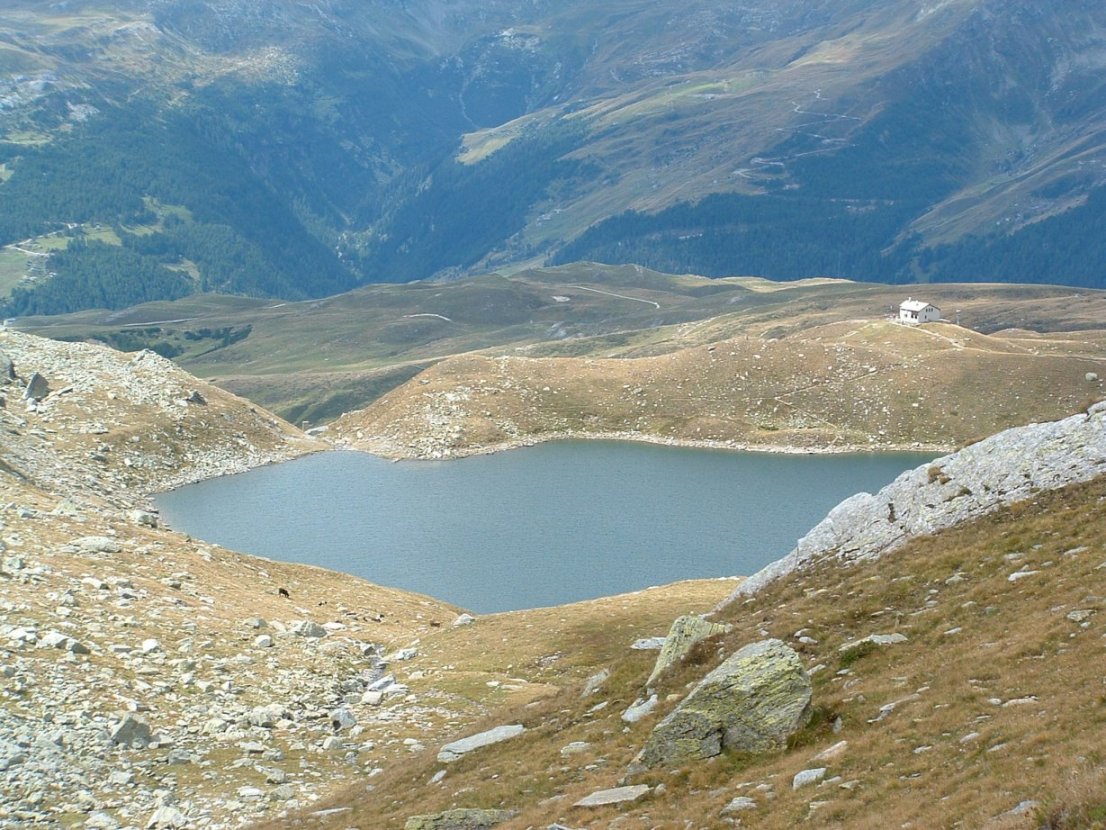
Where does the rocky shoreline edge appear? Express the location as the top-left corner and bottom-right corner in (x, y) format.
(335, 428), (951, 463)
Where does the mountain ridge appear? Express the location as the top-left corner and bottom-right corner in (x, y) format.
(3, 1), (1106, 314)
(14, 267), (1106, 427)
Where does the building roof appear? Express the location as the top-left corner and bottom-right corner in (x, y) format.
(900, 299), (937, 311)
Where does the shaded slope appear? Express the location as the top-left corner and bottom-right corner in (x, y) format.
(4, 1), (1106, 309)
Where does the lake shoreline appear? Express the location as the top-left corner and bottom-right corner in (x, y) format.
(337, 428), (953, 462)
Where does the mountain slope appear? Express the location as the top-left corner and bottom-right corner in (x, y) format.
(3, 1), (1106, 313)
(276, 409), (1106, 830)
(7, 310), (1106, 829)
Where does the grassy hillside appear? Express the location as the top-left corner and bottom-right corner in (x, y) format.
(266, 468), (1106, 829)
(332, 318), (1106, 457)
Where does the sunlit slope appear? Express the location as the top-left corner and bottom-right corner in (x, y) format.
(332, 319), (1106, 457)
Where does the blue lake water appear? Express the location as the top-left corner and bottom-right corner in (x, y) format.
(154, 442), (932, 613)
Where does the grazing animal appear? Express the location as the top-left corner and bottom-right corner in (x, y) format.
(278, 587), (290, 598)
(429, 621), (442, 628)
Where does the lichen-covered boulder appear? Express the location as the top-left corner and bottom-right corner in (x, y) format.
(636, 639), (811, 768)
(646, 614), (733, 687)
(403, 808), (513, 830)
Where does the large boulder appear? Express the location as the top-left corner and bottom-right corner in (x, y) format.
(646, 614), (732, 687)
(110, 714), (154, 749)
(22, 371), (49, 401)
(636, 639), (811, 768)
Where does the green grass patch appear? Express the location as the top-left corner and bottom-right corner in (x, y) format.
(0, 248), (30, 296)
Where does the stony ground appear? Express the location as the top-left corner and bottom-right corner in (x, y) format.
(0, 331), (475, 828)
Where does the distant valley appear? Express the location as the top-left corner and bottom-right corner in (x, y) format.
(2, 1), (1106, 317)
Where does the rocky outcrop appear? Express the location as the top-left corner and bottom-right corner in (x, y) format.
(727, 402), (1106, 602)
(21, 371), (48, 401)
(646, 614), (732, 687)
(636, 639), (811, 768)
(0, 330), (324, 503)
(404, 809), (514, 830)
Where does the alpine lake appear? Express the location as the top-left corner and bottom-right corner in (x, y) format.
(155, 441), (933, 613)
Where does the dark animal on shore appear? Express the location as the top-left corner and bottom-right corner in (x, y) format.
(278, 587), (290, 598)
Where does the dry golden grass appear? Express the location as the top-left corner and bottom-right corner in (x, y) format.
(334, 319), (1106, 458)
(270, 473), (1106, 830)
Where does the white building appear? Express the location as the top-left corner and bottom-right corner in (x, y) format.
(899, 298), (941, 325)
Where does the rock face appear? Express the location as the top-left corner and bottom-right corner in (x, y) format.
(646, 614), (732, 687)
(403, 808), (513, 830)
(727, 403), (1106, 602)
(637, 639), (811, 768)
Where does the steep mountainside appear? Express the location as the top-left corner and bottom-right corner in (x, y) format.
(2, 1), (1106, 314)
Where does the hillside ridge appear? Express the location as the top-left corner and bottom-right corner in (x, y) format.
(331, 318), (1106, 459)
